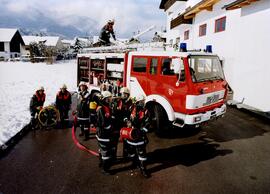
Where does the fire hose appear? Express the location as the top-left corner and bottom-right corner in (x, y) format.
(38, 105), (60, 127)
(71, 115), (137, 157)
(71, 125), (99, 157)
(72, 115), (99, 157)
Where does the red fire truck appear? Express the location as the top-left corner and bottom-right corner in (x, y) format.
(77, 48), (228, 133)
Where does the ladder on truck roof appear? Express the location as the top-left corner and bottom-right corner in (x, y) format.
(81, 42), (165, 53)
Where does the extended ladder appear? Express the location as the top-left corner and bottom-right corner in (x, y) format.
(81, 42), (165, 53)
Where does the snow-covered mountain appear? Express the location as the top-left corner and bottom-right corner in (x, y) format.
(0, 9), (98, 38)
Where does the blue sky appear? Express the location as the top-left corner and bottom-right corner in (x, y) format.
(0, 0), (166, 38)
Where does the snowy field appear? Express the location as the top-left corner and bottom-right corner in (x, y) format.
(0, 60), (77, 146)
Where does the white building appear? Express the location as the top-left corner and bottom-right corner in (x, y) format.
(61, 39), (75, 49)
(0, 28), (25, 60)
(22, 35), (63, 56)
(160, 0), (270, 113)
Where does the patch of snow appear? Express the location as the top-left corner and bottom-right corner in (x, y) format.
(0, 60), (77, 146)
(0, 28), (18, 42)
(22, 35), (61, 47)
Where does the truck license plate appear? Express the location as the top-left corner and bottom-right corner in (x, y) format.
(203, 94), (219, 106)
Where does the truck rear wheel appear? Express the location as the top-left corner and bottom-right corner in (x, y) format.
(152, 105), (169, 136)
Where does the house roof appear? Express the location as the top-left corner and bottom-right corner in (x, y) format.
(159, 0), (168, 9)
(62, 39), (75, 45)
(184, 0), (220, 19)
(22, 35), (61, 47)
(160, 0), (188, 10)
(222, 0), (260, 10)
(0, 28), (18, 42)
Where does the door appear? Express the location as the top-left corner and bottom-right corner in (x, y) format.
(129, 56), (149, 98)
(154, 56), (188, 113)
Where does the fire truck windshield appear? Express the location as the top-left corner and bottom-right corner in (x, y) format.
(189, 55), (224, 82)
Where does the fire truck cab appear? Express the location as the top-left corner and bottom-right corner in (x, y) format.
(77, 50), (227, 133)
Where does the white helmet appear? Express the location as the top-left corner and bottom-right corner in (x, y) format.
(38, 86), (44, 91)
(79, 81), (87, 87)
(136, 95), (145, 102)
(108, 19), (115, 24)
(120, 87), (130, 94)
(61, 84), (67, 89)
(101, 91), (112, 99)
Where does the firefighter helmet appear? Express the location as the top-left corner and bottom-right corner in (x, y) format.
(101, 91), (112, 99)
(38, 86), (44, 91)
(79, 81), (87, 87)
(61, 84), (67, 89)
(136, 95), (145, 102)
(108, 19), (115, 24)
(120, 87), (130, 94)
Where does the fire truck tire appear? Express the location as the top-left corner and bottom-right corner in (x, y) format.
(153, 104), (169, 136)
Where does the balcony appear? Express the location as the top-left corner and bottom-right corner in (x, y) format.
(170, 14), (193, 29)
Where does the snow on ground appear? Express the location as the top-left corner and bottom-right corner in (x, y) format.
(0, 60), (77, 146)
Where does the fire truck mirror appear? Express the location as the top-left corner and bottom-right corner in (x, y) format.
(172, 58), (181, 74)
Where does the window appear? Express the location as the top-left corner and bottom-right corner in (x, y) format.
(184, 30), (189, 40)
(199, 24), (207, 37)
(161, 58), (176, 76)
(0, 42), (4, 51)
(176, 37), (180, 44)
(169, 39), (173, 46)
(149, 58), (158, 75)
(133, 57), (147, 73)
(215, 17), (226, 33)
(189, 56), (225, 83)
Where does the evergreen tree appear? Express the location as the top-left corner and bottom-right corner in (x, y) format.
(73, 38), (82, 53)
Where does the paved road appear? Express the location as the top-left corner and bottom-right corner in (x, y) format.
(0, 107), (270, 194)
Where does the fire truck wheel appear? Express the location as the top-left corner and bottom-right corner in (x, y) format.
(153, 105), (169, 136)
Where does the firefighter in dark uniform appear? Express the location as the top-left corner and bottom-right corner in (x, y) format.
(124, 95), (150, 178)
(99, 19), (116, 46)
(77, 82), (90, 141)
(110, 87), (133, 160)
(89, 99), (98, 132)
(55, 84), (72, 128)
(29, 86), (46, 129)
(96, 91), (114, 175)
(117, 87), (134, 158)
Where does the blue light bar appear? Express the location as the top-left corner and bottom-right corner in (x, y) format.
(180, 43), (187, 52)
(206, 45), (212, 53)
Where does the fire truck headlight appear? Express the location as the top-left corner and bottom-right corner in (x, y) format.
(194, 116), (201, 122)
(221, 106), (226, 113)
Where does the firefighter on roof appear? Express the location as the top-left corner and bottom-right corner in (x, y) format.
(29, 86), (46, 129)
(99, 19), (116, 46)
(77, 82), (90, 141)
(120, 95), (150, 178)
(96, 91), (114, 175)
(55, 84), (71, 128)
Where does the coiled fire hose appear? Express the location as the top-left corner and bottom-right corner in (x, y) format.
(38, 105), (60, 127)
